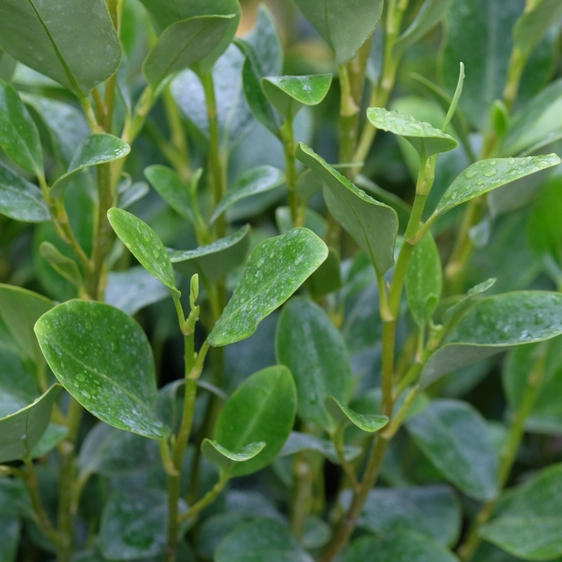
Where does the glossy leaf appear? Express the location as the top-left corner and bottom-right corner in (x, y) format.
(0, 384), (61, 463)
(211, 166), (284, 223)
(406, 399), (500, 501)
(480, 464), (562, 559)
(296, 142), (398, 275)
(421, 291), (562, 387)
(143, 15), (235, 87)
(0, 79), (43, 174)
(325, 396), (388, 433)
(0, 161), (50, 223)
(261, 74), (332, 120)
(208, 228), (327, 347)
(39, 242), (82, 288)
(51, 135), (131, 199)
(366, 107), (457, 157)
(281, 431), (361, 464)
(108, 208), (178, 295)
(169, 225), (250, 285)
(441, 277), (496, 325)
(214, 366), (296, 477)
(216, 518), (313, 562)
(292, 0), (383, 65)
(201, 439), (266, 472)
(144, 165), (194, 223)
(405, 232), (442, 328)
(276, 298), (352, 430)
(0, 0), (121, 95)
(35, 300), (168, 440)
(513, 0), (562, 59)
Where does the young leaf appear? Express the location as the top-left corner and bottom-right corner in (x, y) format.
(35, 300), (169, 440)
(405, 232), (442, 328)
(0, 79), (43, 175)
(208, 228), (328, 347)
(211, 166), (285, 223)
(325, 396), (389, 433)
(0, 384), (61, 464)
(421, 291), (562, 387)
(107, 208), (178, 295)
(292, 0), (384, 65)
(143, 15), (235, 88)
(261, 74), (332, 121)
(0, 0), (121, 95)
(0, 162), (50, 223)
(406, 399), (500, 501)
(50, 135), (131, 199)
(281, 431), (361, 464)
(276, 298), (353, 431)
(214, 366), (296, 477)
(366, 108), (457, 157)
(39, 242), (83, 288)
(216, 518), (313, 562)
(296, 142), (398, 275)
(479, 464), (562, 560)
(201, 439), (266, 472)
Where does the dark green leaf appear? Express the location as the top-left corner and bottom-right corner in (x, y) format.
(35, 300), (168, 440)
(0, 516), (19, 562)
(208, 228), (327, 347)
(325, 396), (388, 433)
(39, 242), (82, 288)
(30, 423), (67, 458)
(406, 399), (500, 501)
(214, 365), (296, 476)
(144, 165), (194, 223)
(276, 298), (352, 430)
(296, 142), (398, 275)
(0, 343), (38, 418)
(201, 439), (266, 472)
(513, 0), (562, 59)
(306, 247), (342, 298)
(281, 431), (361, 463)
(0, 0), (121, 95)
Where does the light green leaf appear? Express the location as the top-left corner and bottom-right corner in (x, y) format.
(0, 162), (50, 223)
(30, 422), (68, 458)
(39, 242), (82, 288)
(201, 439), (266, 472)
(35, 300), (169, 440)
(406, 399), (500, 501)
(51, 134), (130, 199)
(144, 165), (194, 223)
(261, 74), (332, 120)
(276, 298), (352, 430)
(208, 228), (328, 347)
(480, 464), (562, 560)
(0, 0), (121, 95)
(513, 0), (562, 59)
(214, 365), (296, 477)
(421, 291), (562, 387)
(0, 79), (43, 175)
(441, 277), (496, 326)
(405, 232), (442, 328)
(211, 166), (285, 223)
(108, 208), (178, 295)
(0, 384), (61, 463)
(281, 431), (361, 464)
(292, 0), (384, 65)
(296, 142), (398, 275)
(325, 396), (388, 433)
(169, 225), (250, 285)
(366, 107), (457, 157)
(216, 518), (313, 562)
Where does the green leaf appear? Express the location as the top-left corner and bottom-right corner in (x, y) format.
(211, 166), (285, 223)
(0, 0), (121, 95)
(0, 344), (39, 418)
(366, 107), (457, 157)
(479, 464), (562, 559)
(406, 399), (500, 501)
(39, 242), (82, 288)
(281, 431), (361, 464)
(143, 15), (235, 88)
(214, 365), (296, 476)
(201, 439), (266, 472)
(296, 142), (398, 275)
(216, 518), (313, 562)
(276, 298), (352, 431)
(0, 516), (19, 562)
(421, 291), (562, 387)
(0, 384), (61, 463)
(0, 162), (50, 223)
(441, 277), (496, 325)
(169, 225), (250, 285)
(30, 423), (67, 458)
(261, 74), (332, 120)
(405, 232), (442, 328)
(325, 396), (388, 433)
(208, 228), (327, 347)
(51, 135), (131, 199)
(292, 0), (384, 65)
(0, 79), (43, 175)
(35, 300), (169, 440)
(144, 165), (194, 223)
(342, 532), (458, 562)
(108, 208), (178, 295)
(306, 247), (343, 298)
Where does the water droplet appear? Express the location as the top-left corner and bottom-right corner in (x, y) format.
(464, 170), (477, 179)
(77, 374), (86, 382)
(483, 168), (497, 177)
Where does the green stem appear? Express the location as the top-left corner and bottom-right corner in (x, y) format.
(162, 88), (191, 183)
(333, 425), (360, 491)
(291, 450), (313, 540)
(280, 117), (301, 226)
(179, 471), (229, 523)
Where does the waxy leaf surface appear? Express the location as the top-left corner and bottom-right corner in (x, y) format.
(202, 439), (266, 472)
(325, 396), (388, 433)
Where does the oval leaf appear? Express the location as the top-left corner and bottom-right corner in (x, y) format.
(281, 431), (361, 464)
(325, 396), (388, 433)
(35, 300), (168, 440)
(208, 228), (328, 347)
(201, 439), (266, 472)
